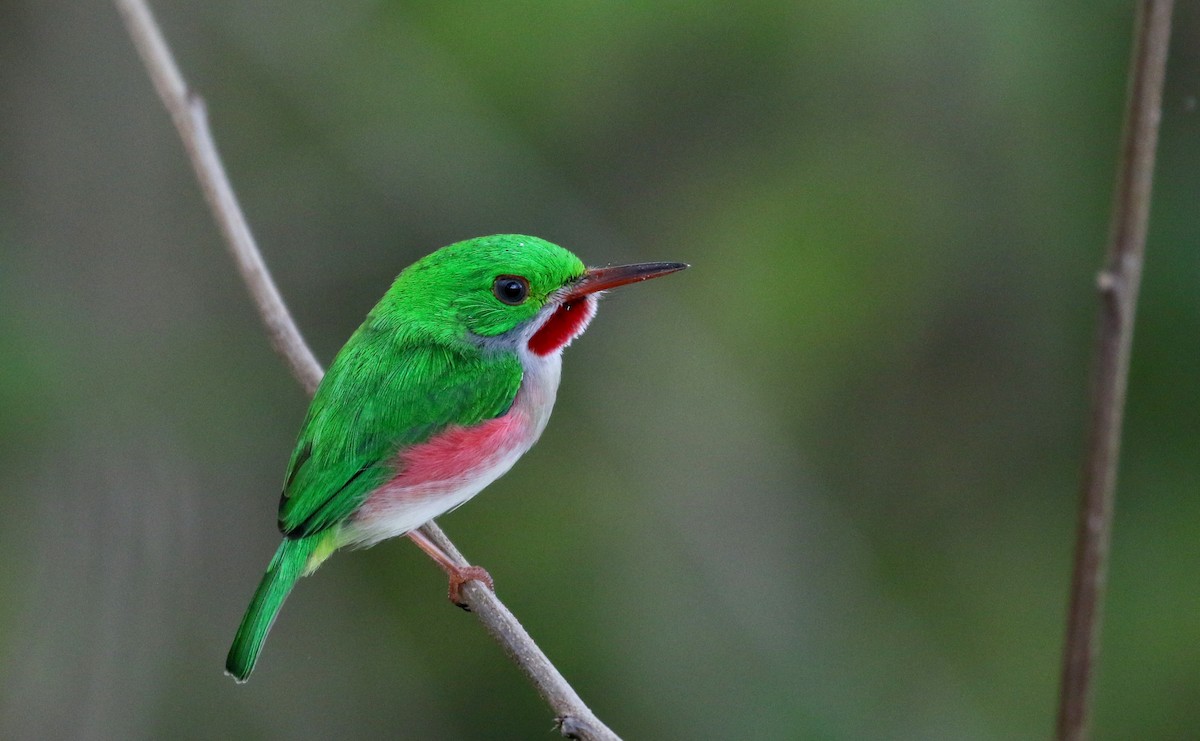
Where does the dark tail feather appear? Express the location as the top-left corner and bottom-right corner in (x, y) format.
(225, 536), (319, 682)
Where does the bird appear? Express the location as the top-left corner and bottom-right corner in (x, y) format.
(225, 234), (687, 682)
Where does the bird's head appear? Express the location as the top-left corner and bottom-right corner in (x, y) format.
(380, 234), (686, 356)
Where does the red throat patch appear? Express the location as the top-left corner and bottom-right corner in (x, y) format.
(528, 298), (594, 356)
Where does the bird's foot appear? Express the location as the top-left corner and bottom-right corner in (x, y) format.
(406, 528), (495, 610)
(447, 565), (494, 610)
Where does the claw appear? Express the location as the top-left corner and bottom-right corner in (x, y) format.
(448, 565), (494, 609)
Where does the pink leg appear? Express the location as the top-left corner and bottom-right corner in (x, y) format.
(407, 528), (494, 609)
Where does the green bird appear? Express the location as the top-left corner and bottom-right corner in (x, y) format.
(226, 234), (686, 681)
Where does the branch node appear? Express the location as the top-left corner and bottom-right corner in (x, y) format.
(556, 714), (592, 739)
(187, 89), (206, 114)
(1058, 2), (1174, 739)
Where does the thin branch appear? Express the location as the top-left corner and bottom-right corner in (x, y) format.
(113, 2), (619, 738)
(113, 0), (322, 396)
(1057, 2), (1173, 740)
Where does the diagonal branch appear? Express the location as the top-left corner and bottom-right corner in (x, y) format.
(1057, 2), (1174, 739)
(113, 2), (619, 738)
(114, 0), (323, 397)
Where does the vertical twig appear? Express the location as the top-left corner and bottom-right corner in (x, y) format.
(1057, 2), (1173, 739)
(113, 1), (620, 738)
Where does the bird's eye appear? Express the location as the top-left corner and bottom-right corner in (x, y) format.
(493, 275), (530, 305)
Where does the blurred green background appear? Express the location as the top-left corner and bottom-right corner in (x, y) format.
(2, 1), (1198, 738)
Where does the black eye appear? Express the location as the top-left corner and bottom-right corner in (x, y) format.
(493, 275), (530, 305)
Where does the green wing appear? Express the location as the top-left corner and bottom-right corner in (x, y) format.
(277, 328), (523, 538)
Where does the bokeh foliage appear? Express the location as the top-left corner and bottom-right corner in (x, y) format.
(1, 1), (1198, 738)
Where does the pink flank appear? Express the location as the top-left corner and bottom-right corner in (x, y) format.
(394, 412), (526, 490)
(344, 396), (543, 548)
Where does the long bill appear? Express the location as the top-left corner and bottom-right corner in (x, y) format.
(561, 261), (689, 301)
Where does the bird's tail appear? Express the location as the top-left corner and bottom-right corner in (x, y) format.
(225, 534), (328, 682)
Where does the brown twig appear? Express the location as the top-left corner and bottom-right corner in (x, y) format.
(113, 2), (619, 738)
(1057, 2), (1173, 739)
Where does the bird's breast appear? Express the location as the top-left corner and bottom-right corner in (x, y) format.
(342, 352), (562, 548)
